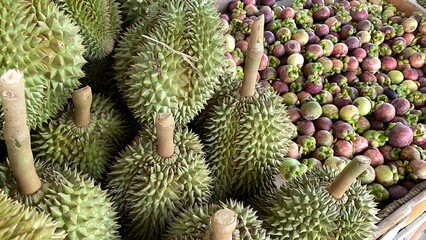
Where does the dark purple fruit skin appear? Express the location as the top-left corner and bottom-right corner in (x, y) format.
(354, 136), (369, 154)
(264, 31), (276, 45)
(352, 48), (367, 62)
(315, 130), (334, 147)
(350, 7), (368, 23)
(315, 24), (330, 38)
(344, 71), (359, 84)
(400, 180), (417, 191)
(261, 0), (276, 6)
(387, 185), (409, 200)
(363, 148), (384, 167)
(333, 121), (355, 140)
(356, 19), (372, 32)
(314, 117), (333, 131)
(400, 145), (421, 161)
(272, 43), (285, 58)
(388, 123), (414, 148)
(288, 107), (302, 123)
(304, 81), (323, 95)
(374, 102), (396, 123)
(297, 120), (316, 136)
(391, 98), (411, 116)
(313, 6), (331, 22)
(332, 43), (349, 58)
(334, 139), (354, 159)
(340, 24), (356, 40)
(272, 80), (288, 94)
(379, 145), (395, 162)
(346, 37), (361, 52)
(360, 72), (377, 84)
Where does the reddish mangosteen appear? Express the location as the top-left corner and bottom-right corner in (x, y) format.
(345, 36), (360, 52)
(410, 160), (426, 179)
(409, 52), (426, 69)
(280, 7), (295, 19)
(402, 33), (416, 46)
(362, 43), (379, 58)
(388, 123), (414, 148)
(272, 80), (288, 94)
(286, 141), (300, 159)
(271, 43), (285, 58)
(343, 56), (359, 72)
(314, 24), (330, 38)
(305, 44), (324, 62)
(264, 31), (275, 45)
(312, 0), (325, 4)
(245, 4), (259, 16)
(354, 116), (371, 134)
(260, 6), (273, 23)
(363, 148), (384, 167)
(400, 145), (421, 161)
(260, 0), (276, 6)
(403, 68), (419, 81)
(243, 0), (256, 5)
(350, 4), (368, 22)
(344, 71), (358, 84)
(331, 58), (344, 74)
(379, 145), (396, 162)
(391, 98), (411, 116)
(288, 107), (302, 123)
(297, 91), (313, 104)
(260, 67), (277, 81)
(360, 72), (377, 84)
(333, 139), (354, 159)
(313, 6), (331, 22)
(284, 40), (301, 55)
(303, 77), (323, 95)
(235, 40), (249, 53)
(380, 56), (397, 72)
(308, 30), (321, 44)
(314, 130), (334, 147)
(352, 48), (367, 62)
(340, 24), (356, 40)
(297, 120), (316, 136)
(374, 102), (396, 123)
(324, 17), (341, 33)
(356, 19), (373, 32)
(324, 34), (339, 44)
(389, 16), (403, 24)
(258, 54), (268, 71)
(275, 27), (292, 43)
(354, 136), (369, 154)
(333, 120), (356, 140)
(381, 25), (396, 40)
(361, 57), (381, 73)
(376, 73), (391, 86)
(314, 117), (334, 131)
(333, 93), (352, 109)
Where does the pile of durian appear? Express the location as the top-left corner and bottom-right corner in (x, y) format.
(0, 0), (381, 239)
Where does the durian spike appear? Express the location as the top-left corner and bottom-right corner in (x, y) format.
(72, 86), (93, 127)
(155, 113), (175, 158)
(211, 208), (238, 240)
(0, 69), (41, 195)
(327, 155), (371, 199)
(240, 14), (265, 97)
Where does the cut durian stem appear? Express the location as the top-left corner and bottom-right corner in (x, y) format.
(155, 112), (175, 158)
(327, 155), (371, 199)
(0, 69), (41, 195)
(72, 86), (93, 127)
(211, 209), (238, 240)
(240, 14), (264, 97)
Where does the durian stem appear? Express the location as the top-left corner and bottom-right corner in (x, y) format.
(327, 155), (371, 199)
(0, 69), (41, 195)
(72, 86), (92, 127)
(155, 113), (175, 158)
(240, 15), (265, 97)
(211, 209), (238, 240)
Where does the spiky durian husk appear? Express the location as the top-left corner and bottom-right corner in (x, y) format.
(114, 0), (226, 126)
(260, 167), (379, 240)
(163, 200), (270, 240)
(31, 94), (128, 181)
(52, 0), (122, 59)
(117, 0), (156, 24)
(0, 0), (85, 132)
(0, 163), (120, 240)
(204, 83), (292, 201)
(0, 191), (65, 240)
(108, 127), (212, 240)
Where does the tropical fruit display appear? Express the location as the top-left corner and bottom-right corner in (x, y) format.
(0, 0), (426, 239)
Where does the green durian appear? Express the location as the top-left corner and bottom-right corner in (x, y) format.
(203, 15), (292, 200)
(31, 86), (128, 181)
(117, 0), (156, 24)
(0, 190), (65, 239)
(0, 0), (85, 132)
(259, 156), (379, 240)
(0, 163), (121, 240)
(108, 113), (212, 240)
(114, 0), (226, 126)
(164, 200), (270, 240)
(52, 0), (122, 59)
(0, 69), (120, 240)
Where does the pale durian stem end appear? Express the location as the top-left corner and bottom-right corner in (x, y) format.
(327, 155), (371, 199)
(211, 209), (238, 240)
(155, 113), (175, 158)
(0, 69), (41, 195)
(240, 14), (264, 97)
(72, 86), (93, 127)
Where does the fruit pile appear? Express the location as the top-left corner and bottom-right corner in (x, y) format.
(222, 0), (426, 207)
(0, 0), (425, 239)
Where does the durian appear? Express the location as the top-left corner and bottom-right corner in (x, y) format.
(51, 0), (122, 59)
(0, 0), (85, 132)
(0, 190), (65, 239)
(113, 0), (226, 126)
(0, 69), (120, 240)
(117, 0), (156, 25)
(108, 113), (212, 240)
(164, 200), (270, 240)
(31, 86), (128, 181)
(203, 15), (292, 200)
(259, 155), (379, 240)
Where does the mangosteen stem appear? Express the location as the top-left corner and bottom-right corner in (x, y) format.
(0, 69), (41, 195)
(155, 113), (175, 158)
(211, 208), (238, 240)
(327, 155), (371, 199)
(240, 14), (264, 97)
(72, 86), (92, 127)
